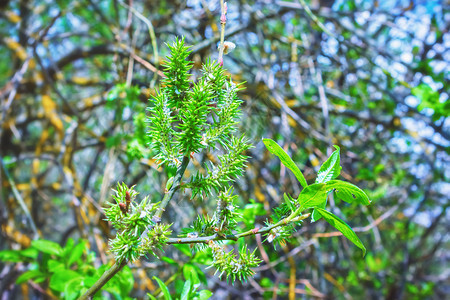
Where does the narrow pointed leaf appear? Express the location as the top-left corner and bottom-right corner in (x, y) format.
(311, 198), (327, 222)
(316, 145), (341, 183)
(147, 294), (157, 300)
(31, 240), (62, 256)
(315, 208), (366, 256)
(326, 180), (370, 205)
(180, 279), (193, 300)
(284, 193), (294, 211)
(152, 276), (172, 300)
(263, 138), (307, 188)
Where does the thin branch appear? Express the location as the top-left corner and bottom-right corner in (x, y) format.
(166, 213), (311, 244)
(78, 260), (127, 300)
(153, 155), (190, 221)
(0, 156), (39, 239)
(217, 0), (227, 65)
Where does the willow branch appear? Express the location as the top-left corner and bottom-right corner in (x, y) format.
(166, 213), (311, 245)
(153, 155), (190, 221)
(78, 260), (127, 300)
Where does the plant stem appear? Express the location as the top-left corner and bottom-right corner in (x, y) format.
(153, 155), (190, 220)
(78, 260), (127, 300)
(80, 156), (189, 299)
(217, 0), (227, 65)
(166, 213), (311, 244)
(0, 156), (39, 239)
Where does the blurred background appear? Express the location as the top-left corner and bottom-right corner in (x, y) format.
(0, 0), (448, 299)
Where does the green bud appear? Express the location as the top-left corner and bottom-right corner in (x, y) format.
(165, 176), (174, 192)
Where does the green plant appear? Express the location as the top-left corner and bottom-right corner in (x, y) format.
(0, 239), (133, 300)
(0, 36), (371, 299)
(77, 35), (371, 298)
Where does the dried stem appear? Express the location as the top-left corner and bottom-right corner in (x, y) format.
(217, 0), (227, 65)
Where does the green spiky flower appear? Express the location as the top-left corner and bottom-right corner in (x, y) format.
(208, 241), (261, 282)
(104, 183), (171, 262)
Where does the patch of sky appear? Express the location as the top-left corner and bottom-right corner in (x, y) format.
(422, 76), (443, 90)
(374, 55), (389, 71)
(405, 95), (420, 108)
(346, 73), (357, 85)
(390, 136), (411, 154)
(433, 43), (445, 55)
(355, 10), (370, 26)
(325, 22), (336, 34)
(444, 30), (450, 47)
(186, 0), (202, 10)
(411, 208), (443, 228)
(432, 131), (450, 148)
(411, 163), (431, 180)
(317, 55), (331, 66)
(350, 35), (363, 47)
(372, 91), (383, 101)
(340, 16), (353, 30)
(272, 64), (280, 73)
(366, 14), (386, 36)
(388, 39), (403, 51)
(376, 124), (384, 132)
(413, 17), (431, 41)
(246, 32), (259, 46)
(205, 26), (213, 39)
(322, 37), (338, 56)
(400, 52), (413, 64)
(355, 58), (366, 68)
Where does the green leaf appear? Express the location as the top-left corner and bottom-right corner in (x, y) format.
(283, 193), (295, 212)
(326, 180), (370, 205)
(183, 264), (200, 285)
(311, 198), (327, 222)
(315, 208), (366, 256)
(180, 279), (193, 300)
(0, 250), (22, 262)
(297, 183), (328, 210)
(105, 134), (122, 148)
(82, 276), (98, 288)
(64, 277), (83, 300)
(48, 259), (65, 272)
(32, 239), (63, 256)
(67, 240), (86, 267)
(174, 244), (192, 257)
(263, 138), (307, 188)
(18, 247), (39, 259)
(62, 238), (74, 258)
(153, 276), (172, 300)
(161, 256), (178, 265)
(0, 249), (38, 263)
(316, 145), (341, 183)
(16, 269), (45, 284)
(116, 265), (134, 295)
(240, 202), (266, 227)
(49, 270), (81, 292)
(196, 290), (213, 300)
(147, 293), (158, 300)
(192, 264), (208, 285)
